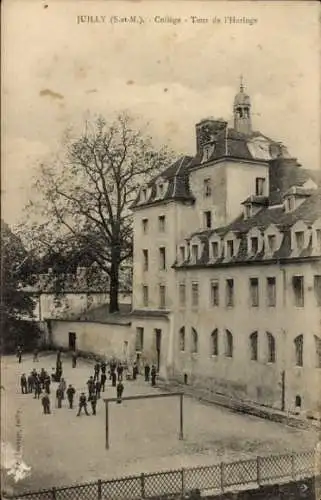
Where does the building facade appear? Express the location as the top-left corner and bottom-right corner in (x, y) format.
(131, 82), (321, 415)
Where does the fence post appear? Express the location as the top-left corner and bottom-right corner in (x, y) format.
(140, 473), (145, 499)
(220, 462), (224, 492)
(52, 487), (56, 500)
(291, 453), (295, 480)
(97, 479), (102, 500)
(257, 456), (261, 486)
(181, 468), (185, 496)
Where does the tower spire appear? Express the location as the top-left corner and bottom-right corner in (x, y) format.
(240, 74), (244, 92)
(233, 78), (252, 135)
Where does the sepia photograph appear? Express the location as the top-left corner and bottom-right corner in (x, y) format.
(1, 1), (321, 499)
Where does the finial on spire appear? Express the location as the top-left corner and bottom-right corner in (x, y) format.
(240, 74), (244, 92)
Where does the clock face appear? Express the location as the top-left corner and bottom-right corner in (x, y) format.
(247, 138), (271, 160)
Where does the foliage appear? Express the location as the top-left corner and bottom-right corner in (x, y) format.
(21, 113), (175, 312)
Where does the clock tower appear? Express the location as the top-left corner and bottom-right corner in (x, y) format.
(233, 76), (252, 135)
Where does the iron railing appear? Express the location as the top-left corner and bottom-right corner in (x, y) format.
(3, 450), (318, 500)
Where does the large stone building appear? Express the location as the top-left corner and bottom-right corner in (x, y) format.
(131, 82), (321, 415)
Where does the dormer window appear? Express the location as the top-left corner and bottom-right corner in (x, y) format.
(201, 144), (215, 163)
(142, 188), (147, 200)
(255, 177), (265, 196)
(211, 241), (219, 259)
(191, 244), (199, 262)
(158, 183), (164, 196)
(226, 240), (234, 258)
(179, 246), (185, 262)
(295, 231), (304, 251)
(244, 204), (252, 219)
(203, 211), (212, 229)
(287, 196), (295, 212)
(316, 229), (321, 252)
(250, 237), (259, 254)
(267, 234), (276, 253)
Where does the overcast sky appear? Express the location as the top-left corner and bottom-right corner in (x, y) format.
(2, 0), (320, 225)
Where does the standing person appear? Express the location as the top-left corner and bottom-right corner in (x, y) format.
(95, 379), (101, 399)
(111, 370), (117, 387)
(56, 387), (63, 408)
(72, 351), (77, 368)
(116, 380), (124, 404)
(93, 362), (100, 382)
(44, 375), (51, 395)
(109, 360), (116, 380)
(87, 376), (95, 399)
(41, 394), (51, 414)
(33, 348), (39, 362)
(77, 392), (90, 416)
(56, 359), (62, 382)
(20, 374), (27, 394)
(34, 376), (42, 399)
(144, 363), (150, 382)
(100, 360), (107, 375)
(56, 348), (62, 364)
(100, 372), (107, 392)
(27, 373), (34, 393)
(151, 365), (157, 387)
(90, 393), (97, 415)
(132, 362), (138, 380)
(16, 346), (22, 364)
(117, 363), (123, 381)
(39, 368), (46, 388)
(59, 378), (67, 399)
(66, 384), (76, 409)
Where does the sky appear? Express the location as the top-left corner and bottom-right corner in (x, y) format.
(2, 0), (320, 226)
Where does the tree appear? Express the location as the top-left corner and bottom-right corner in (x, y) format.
(22, 113), (174, 313)
(1, 220), (40, 353)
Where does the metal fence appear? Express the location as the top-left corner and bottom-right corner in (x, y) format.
(5, 450), (317, 500)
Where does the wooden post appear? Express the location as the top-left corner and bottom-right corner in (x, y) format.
(179, 394), (184, 440)
(140, 473), (145, 498)
(181, 468), (185, 496)
(257, 456), (261, 486)
(220, 462), (224, 492)
(105, 402), (109, 450)
(291, 453), (295, 480)
(51, 487), (56, 500)
(97, 479), (102, 500)
(281, 370), (285, 412)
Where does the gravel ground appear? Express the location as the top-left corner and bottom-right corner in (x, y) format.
(1, 353), (318, 493)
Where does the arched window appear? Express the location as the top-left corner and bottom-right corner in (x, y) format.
(191, 328), (198, 354)
(250, 331), (258, 361)
(179, 327), (185, 352)
(314, 335), (321, 368)
(294, 335), (303, 367)
(225, 329), (233, 357)
(211, 329), (219, 356)
(266, 332), (276, 363)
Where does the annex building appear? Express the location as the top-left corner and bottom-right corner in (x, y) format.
(131, 82), (321, 415)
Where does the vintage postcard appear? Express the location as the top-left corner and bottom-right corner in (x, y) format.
(1, 1), (321, 499)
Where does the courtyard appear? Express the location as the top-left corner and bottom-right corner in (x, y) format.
(1, 353), (318, 494)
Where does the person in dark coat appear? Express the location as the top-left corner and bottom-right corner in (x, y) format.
(20, 374), (27, 394)
(72, 351), (77, 368)
(151, 365), (157, 387)
(39, 368), (46, 388)
(100, 360), (107, 375)
(95, 380), (101, 399)
(116, 381), (124, 404)
(100, 373), (107, 392)
(41, 394), (51, 414)
(90, 393), (97, 415)
(144, 363), (150, 382)
(77, 392), (90, 416)
(44, 375), (51, 394)
(56, 360), (62, 382)
(34, 377), (42, 399)
(93, 362), (100, 382)
(27, 373), (34, 393)
(87, 376), (95, 399)
(66, 384), (76, 409)
(16, 346), (22, 363)
(111, 371), (117, 387)
(109, 360), (116, 380)
(132, 362), (138, 380)
(56, 387), (63, 408)
(117, 363), (123, 381)
(59, 378), (66, 399)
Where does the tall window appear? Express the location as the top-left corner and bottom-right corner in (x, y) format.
(210, 280), (219, 306)
(250, 278), (259, 307)
(267, 277), (276, 307)
(294, 335), (303, 367)
(191, 244), (198, 262)
(136, 327), (144, 351)
(226, 240), (234, 258)
(295, 231), (304, 251)
(211, 329), (219, 356)
(142, 218), (148, 234)
(314, 336), (321, 368)
(142, 249), (149, 271)
(250, 237), (259, 254)
(159, 247), (166, 270)
(204, 178), (212, 197)
(226, 279), (234, 307)
(292, 276), (304, 307)
(225, 330), (233, 357)
(211, 241), (219, 259)
(314, 275), (321, 306)
(267, 234), (276, 253)
(204, 211), (212, 229)
(179, 327), (185, 351)
(250, 331), (258, 361)
(266, 332), (276, 363)
(158, 215), (166, 232)
(191, 282), (199, 307)
(179, 283), (186, 307)
(191, 328), (198, 353)
(255, 177), (265, 196)
(142, 285), (149, 307)
(179, 246), (185, 262)
(159, 285), (166, 309)
(316, 229), (321, 251)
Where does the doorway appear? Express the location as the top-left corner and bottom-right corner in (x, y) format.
(155, 329), (162, 372)
(68, 332), (76, 351)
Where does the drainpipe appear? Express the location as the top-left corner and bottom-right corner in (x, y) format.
(280, 266), (287, 411)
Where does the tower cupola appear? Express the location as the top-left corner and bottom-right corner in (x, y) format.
(233, 76), (252, 135)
